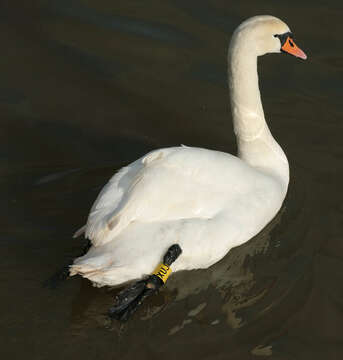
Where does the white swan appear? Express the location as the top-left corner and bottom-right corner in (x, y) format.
(70, 15), (306, 287)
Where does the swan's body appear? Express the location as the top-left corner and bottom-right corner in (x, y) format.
(70, 16), (306, 287)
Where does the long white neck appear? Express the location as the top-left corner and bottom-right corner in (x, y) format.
(228, 36), (289, 191)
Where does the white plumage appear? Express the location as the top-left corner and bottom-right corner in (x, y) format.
(70, 16), (306, 287)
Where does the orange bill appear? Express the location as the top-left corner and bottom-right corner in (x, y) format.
(281, 36), (307, 60)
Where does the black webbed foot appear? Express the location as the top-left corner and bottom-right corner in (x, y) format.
(109, 244), (182, 322)
(42, 264), (71, 289)
(109, 275), (163, 322)
(43, 239), (91, 289)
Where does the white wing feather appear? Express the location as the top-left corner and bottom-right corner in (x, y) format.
(77, 148), (179, 246)
(74, 146), (282, 249)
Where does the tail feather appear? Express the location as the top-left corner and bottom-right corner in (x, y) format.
(73, 225), (86, 238)
(69, 262), (135, 287)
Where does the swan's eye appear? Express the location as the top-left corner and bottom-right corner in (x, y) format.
(274, 32), (294, 47)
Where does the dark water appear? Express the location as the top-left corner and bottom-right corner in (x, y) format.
(2, 0), (343, 359)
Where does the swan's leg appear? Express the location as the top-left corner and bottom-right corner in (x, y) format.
(43, 239), (91, 289)
(109, 244), (182, 322)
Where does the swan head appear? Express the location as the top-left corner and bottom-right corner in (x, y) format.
(232, 15), (307, 60)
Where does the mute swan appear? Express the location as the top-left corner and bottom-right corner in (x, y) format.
(70, 16), (306, 297)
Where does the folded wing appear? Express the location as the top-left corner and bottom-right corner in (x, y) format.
(74, 146), (255, 247)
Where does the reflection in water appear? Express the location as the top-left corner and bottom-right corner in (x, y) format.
(2, 0), (343, 359)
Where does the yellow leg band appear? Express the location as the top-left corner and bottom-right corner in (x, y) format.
(153, 263), (172, 283)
